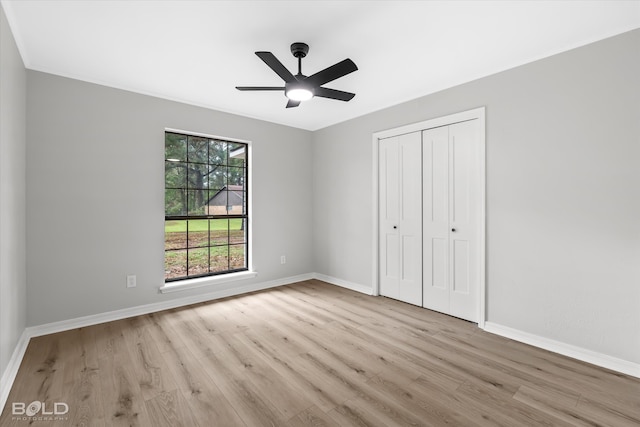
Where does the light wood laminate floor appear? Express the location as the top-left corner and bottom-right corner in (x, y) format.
(1, 280), (639, 426)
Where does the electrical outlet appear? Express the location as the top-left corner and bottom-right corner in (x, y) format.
(126, 275), (136, 288)
(280, 255), (286, 265)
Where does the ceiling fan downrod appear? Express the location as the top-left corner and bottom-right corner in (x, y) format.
(290, 42), (309, 77)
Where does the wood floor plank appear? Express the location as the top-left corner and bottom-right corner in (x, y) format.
(61, 327), (105, 427)
(2, 279), (639, 427)
(145, 310), (188, 354)
(334, 393), (424, 427)
(455, 380), (575, 427)
(197, 349), (289, 426)
(286, 405), (337, 427)
(367, 373), (482, 427)
(327, 398), (392, 427)
(97, 350), (150, 427)
(144, 389), (200, 427)
(93, 319), (127, 360)
(6, 337), (55, 398)
(207, 332), (314, 421)
(357, 322), (517, 395)
(284, 285), (373, 328)
(323, 320), (431, 385)
(471, 328), (640, 405)
(575, 394), (640, 426)
(328, 365), (463, 427)
(160, 344), (247, 426)
(121, 324), (179, 401)
(168, 308), (233, 361)
(512, 384), (599, 426)
(407, 375), (510, 426)
(192, 298), (251, 334)
(260, 290), (336, 327)
(0, 335), (70, 427)
(272, 319), (380, 382)
(234, 329), (357, 413)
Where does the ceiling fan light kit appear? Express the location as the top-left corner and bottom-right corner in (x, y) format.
(236, 42), (357, 108)
(285, 85), (314, 101)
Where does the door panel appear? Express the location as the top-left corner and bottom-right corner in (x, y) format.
(422, 126), (450, 312)
(423, 120), (479, 322)
(385, 234), (399, 280)
(451, 132), (471, 223)
(431, 137), (449, 223)
(383, 140), (399, 224)
(398, 133), (422, 305)
(402, 234), (421, 301)
(379, 132), (422, 306)
(431, 238), (448, 290)
(379, 137), (400, 300)
(449, 120), (479, 322)
(452, 239), (469, 293)
(401, 142), (421, 222)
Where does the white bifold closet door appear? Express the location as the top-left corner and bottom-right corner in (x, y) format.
(379, 131), (422, 306)
(423, 120), (480, 322)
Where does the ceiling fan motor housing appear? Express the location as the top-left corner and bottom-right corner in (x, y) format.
(290, 42), (309, 58)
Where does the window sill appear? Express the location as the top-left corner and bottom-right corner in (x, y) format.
(159, 271), (258, 294)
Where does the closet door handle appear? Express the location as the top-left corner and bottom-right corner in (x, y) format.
(451, 228), (456, 232)
(393, 225), (397, 229)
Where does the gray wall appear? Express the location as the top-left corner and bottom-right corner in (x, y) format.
(26, 71), (313, 326)
(312, 29), (640, 364)
(0, 5), (27, 384)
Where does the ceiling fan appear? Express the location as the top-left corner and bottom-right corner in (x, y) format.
(236, 42), (358, 108)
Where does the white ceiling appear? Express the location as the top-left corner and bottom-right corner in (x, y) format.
(3, 1), (639, 131)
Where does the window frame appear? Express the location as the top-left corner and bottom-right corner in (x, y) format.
(163, 129), (251, 285)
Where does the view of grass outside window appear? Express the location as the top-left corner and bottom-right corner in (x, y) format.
(165, 131), (248, 281)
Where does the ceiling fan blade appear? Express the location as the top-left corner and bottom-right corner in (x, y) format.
(305, 59), (358, 87)
(286, 99), (301, 108)
(314, 87), (356, 101)
(255, 52), (296, 83)
(236, 86), (285, 91)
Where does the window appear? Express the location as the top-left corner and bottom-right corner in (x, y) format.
(164, 131), (248, 282)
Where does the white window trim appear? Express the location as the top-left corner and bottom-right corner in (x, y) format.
(159, 270), (258, 294)
(165, 128), (251, 145)
(163, 128), (254, 291)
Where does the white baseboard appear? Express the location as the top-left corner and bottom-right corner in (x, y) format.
(312, 272), (373, 295)
(27, 273), (314, 338)
(483, 321), (640, 379)
(0, 329), (30, 416)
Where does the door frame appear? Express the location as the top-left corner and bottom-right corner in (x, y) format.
(371, 107), (486, 327)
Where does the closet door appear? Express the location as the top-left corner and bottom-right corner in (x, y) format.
(423, 120), (480, 322)
(379, 132), (422, 306)
(422, 126), (450, 314)
(449, 120), (480, 321)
